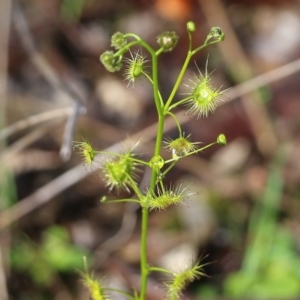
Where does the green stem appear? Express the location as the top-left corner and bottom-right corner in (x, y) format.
(97, 151), (150, 167)
(140, 206), (149, 299)
(139, 115), (165, 300)
(191, 39), (221, 55)
(139, 39), (164, 299)
(126, 175), (144, 200)
(164, 142), (217, 164)
(148, 266), (173, 275)
(132, 40), (161, 115)
(164, 51), (193, 111)
(155, 48), (164, 56)
(102, 199), (139, 204)
(162, 160), (177, 177)
(168, 96), (192, 111)
(143, 72), (164, 107)
(166, 111), (182, 136)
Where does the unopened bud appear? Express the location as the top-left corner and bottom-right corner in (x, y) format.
(207, 27), (225, 42)
(217, 134), (227, 146)
(187, 21), (196, 32)
(157, 31), (179, 52)
(111, 32), (127, 49)
(149, 155), (165, 170)
(100, 51), (122, 72)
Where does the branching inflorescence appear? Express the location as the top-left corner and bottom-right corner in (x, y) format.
(75, 21), (226, 300)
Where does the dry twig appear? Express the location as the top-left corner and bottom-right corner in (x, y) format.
(12, 1), (86, 162)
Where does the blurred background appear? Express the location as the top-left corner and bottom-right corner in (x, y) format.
(1, 0), (300, 299)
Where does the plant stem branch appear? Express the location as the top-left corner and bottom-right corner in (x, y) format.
(139, 206), (149, 299)
(165, 51), (193, 110)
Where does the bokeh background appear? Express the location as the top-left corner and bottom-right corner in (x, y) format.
(1, 0), (300, 299)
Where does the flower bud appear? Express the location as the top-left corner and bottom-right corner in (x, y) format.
(124, 51), (148, 87)
(100, 196), (107, 203)
(164, 134), (200, 159)
(185, 68), (224, 118)
(100, 51), (122, 72)
(187, 21), (196, 32)
(157, 31), (179, 52)
(81, 271), (109, 300)
(149, 155), (165, 170)
(207, 27), (225, 42)
(165, 260), (207, 300)
(217, 133), (227, 146)
(111, 32), (127, 49)
(73, 139), (96, 170)
(142, 184), (190, 211)
(101, 151), (140, 193)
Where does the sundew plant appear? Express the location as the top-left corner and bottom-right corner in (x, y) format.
(75, 21), (226, 300)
